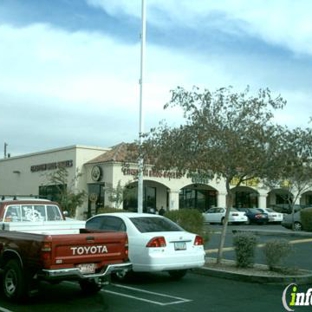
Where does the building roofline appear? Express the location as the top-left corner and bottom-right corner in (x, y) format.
(0, 145), (110, 161)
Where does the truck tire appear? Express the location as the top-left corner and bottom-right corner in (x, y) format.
(3, 259), (28, 302)
(79, 279), (102, 295)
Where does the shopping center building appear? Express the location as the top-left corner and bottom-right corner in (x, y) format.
(1, 142), (312, 219)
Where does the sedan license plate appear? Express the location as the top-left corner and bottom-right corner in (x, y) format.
(78, 263), (96, 274)
(174, 242), (187, 251)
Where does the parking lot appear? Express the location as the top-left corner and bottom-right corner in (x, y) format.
(1, 224), (312, 312)
(0, 271), (297, 312)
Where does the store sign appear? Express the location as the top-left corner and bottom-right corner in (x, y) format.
(31, 160), (73, 172)
(187, 172), (212, 184)
(123, 168), (183, 179)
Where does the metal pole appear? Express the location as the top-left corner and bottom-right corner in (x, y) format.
(4, 142), (8, 158)
(138, 0), (146, 213)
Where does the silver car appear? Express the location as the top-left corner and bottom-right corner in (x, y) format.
(281, 211), (303, 231)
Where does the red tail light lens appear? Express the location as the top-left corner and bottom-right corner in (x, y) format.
(146, 236), (166, 248)
(41, 242), (52, 263)
(194, 235), (204, 246)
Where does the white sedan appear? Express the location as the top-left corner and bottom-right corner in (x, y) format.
(257, 208), (283, 223)
(202, 207), (248, 225)
(85, 213), (205, 280)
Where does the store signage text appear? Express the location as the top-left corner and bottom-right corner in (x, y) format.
(123, 169), (183, 179)
(31, 160), (73, 172)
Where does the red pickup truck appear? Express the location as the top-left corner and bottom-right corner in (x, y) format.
(0, 198), (131, 302)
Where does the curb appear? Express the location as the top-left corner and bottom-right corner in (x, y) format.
(232, 229), (312, 238)
(193, 265), (312, 285)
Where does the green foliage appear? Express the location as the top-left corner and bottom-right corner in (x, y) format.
(142, 85), (290, 263)
(233, 232), (257, 268)
(301, 208), (312, 232)
(164, 209), (210, 243)
(263, 239), (292, 270)
(45, 167), (86, 217)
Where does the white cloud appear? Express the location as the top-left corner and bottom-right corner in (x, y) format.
(1, 1), (312, 156)
(87, 0), (312, 56)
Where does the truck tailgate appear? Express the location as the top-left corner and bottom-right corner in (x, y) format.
(45, 231), (128, 270)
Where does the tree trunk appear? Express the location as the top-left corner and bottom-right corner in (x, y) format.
(216, 181), (233, 264)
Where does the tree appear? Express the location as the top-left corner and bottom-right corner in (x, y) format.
(142, 85), (287, 263)
(262, 127), (312, 228)
(105, 180), (135, 209)
(44, 167), (86, 217)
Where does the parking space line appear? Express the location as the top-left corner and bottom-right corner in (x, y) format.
(103, 283), (192, 306)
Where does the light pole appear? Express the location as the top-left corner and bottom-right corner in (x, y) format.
(138, 0), (146, 213)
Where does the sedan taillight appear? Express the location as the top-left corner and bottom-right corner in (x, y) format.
(146, 236), (166, 248)
(194, 235), (204, 246)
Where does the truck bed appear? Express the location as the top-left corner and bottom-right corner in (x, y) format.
(0, 220), (86, 234)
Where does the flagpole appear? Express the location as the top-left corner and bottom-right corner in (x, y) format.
(138, 0), (146, 213)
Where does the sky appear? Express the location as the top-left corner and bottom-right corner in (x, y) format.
(1, 0), (312, 157)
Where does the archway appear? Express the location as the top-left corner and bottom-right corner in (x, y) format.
(179, 184), (218, 212)
(267, 188), (293, 208)
(122, 180), (169, 213)
(231, 186), (259, 208)
(301, 191), (312, 206)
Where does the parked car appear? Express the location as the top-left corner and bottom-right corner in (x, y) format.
(257, 208), (283, 223)
(236, 208), (269, 224)
(202, 207), (248, 225)
(85, 213), (206, 280)
(282, 211), (303, 231)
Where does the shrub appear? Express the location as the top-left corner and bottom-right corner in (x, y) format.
(301, 208), (312, 232)
(233, 232), (257, 268)
(263, 239), (293, 270)
(164, 209), (210, 243)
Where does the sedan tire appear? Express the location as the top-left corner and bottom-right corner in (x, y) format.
(168, 269), (188, 280)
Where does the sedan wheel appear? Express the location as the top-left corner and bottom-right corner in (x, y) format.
(168, 269), (188, 280)
(112, 270), (133, 282)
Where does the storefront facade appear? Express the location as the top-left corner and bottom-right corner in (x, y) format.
(1, 143), (312, 219)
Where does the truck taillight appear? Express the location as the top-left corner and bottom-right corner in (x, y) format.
(194, 235), (204, 246)
(125, 238), (129, 257)
(41, 242), (52, 261)
(146, 237), (166, 248)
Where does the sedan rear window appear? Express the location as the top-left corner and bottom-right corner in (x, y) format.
(130, 217), (183, 233)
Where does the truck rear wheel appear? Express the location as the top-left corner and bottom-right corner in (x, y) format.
(3, 259), (28, 302)
(79, 279), (102, 295)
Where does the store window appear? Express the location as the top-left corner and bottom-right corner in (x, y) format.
(234, 191), (258, 208)
(87, 183), (105, 218)
(179, 187), (216, 211)
(123, 185), (157, 213)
